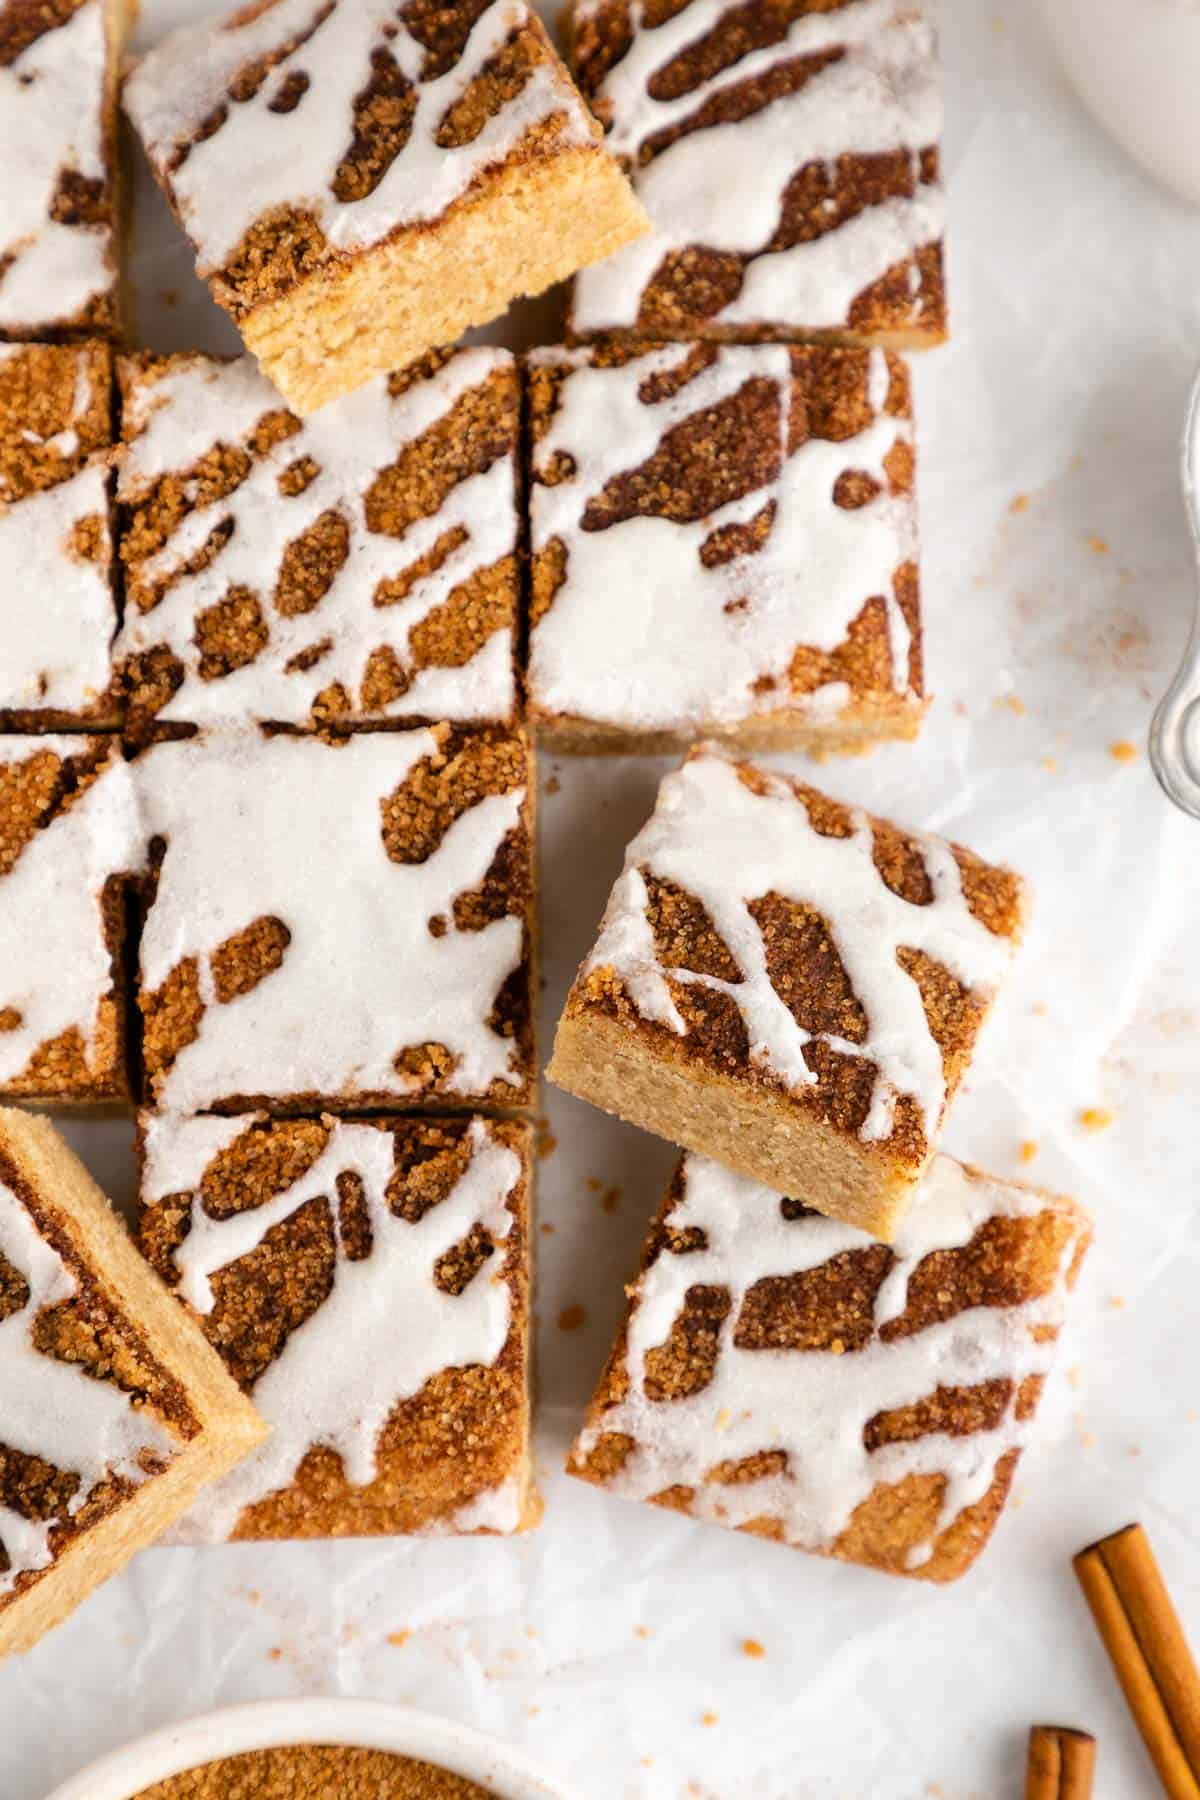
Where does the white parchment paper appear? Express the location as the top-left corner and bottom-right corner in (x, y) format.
(5, 2), (1200, 1795)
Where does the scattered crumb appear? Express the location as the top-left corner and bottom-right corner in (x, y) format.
(586, 1177), (604, 1192)
(1186, 1409), (1199, 1424)
(1018, 1139), (1039, 1164)
(527, 1704), (540, 1717)
(267, 1646), (283, 1662)
(1109, 1294), (1126, 1310)
(1086, 534), (1110, 556)
(640, 1757), (653, 1769)
(386, 1630), (410, 1648)
(701, 1711), (719, 1728)
(1109, 739), (1138, 763)
(1041, 755), (1058, 773)
(1079, 1106), (1115, 1131)
(635, 1625), (651, 1640)
(1031, 1001), (1048, 1016)
(600, 1184), (621, 1214)
(997, 693), (1026, 715)
(1067, 1365), (1082, 1389)
(557, 1304), (587, 1332)
(714, 1408), (731, 1431)
(741, 1638), (766, 1659)
(535, 1118), (557, 1159)
(539, 1222), (556, 1238)
(1009, 493), (1029, 514)
(545, 773), (561, 796)
(159, 288), (179, 308)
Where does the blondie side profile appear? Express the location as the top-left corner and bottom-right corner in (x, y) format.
(548, 744), (1026, 1239)
(0, 342), (118, 729)
(527, 340), (922, 752)
(137, 1112), (538, 1540)
(0, 1109), (264, 1656)
(0, 0), (131, 340)
(0, 737), (142, 1106)
(134, 725), (535, 1114)
(123, 0), (648, 413)
(569, 1152), (1090, 1581)
(115, 348), (522, 736)
(569, 0), (945, 347)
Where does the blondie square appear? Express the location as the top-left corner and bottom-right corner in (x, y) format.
(569, 0), (946, 348)
(548, 744), (1026, 1239)
(124, 0), (648, 414)
(0, 736), (141, 1106)
(114, 347), (521, 737)
(0, 1108), (264, 1656)
(0, 342), (118, 729)
(527, 340), (922, 752)
(135, 724), (534, 1115)
(0, 0), (131, 340)
(137, 1111), (538, 1540)
(568, 1152), (1090, 1582)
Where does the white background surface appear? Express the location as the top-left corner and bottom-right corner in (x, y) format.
(4, 2), (1200, 1795)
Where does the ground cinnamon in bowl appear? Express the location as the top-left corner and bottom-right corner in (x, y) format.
(133, 1745), (498, 1799)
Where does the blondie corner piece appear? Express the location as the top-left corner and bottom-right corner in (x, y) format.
(134, 724), (534, 1115)
(547, 744), (1026, 1239)
(0, 1109), (265, 1656)
(0, 736), (141, 1106)
(527, 340), (922, 753)
(569, 0), (945, 348)
(137, 1111), (538, 1541)
(0, 342), (118, 729)
(124, 0), (648, 414)
(569, 1152), (1090, 1582)
(114, 347), (521, 736)
(0, 0), (130, 340)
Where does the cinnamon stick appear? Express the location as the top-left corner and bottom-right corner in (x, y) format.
(1074, 1523), (1200, 1799)
(1026, 1725), (1096, 1799)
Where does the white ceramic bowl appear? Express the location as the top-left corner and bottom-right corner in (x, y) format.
(1043, 0), (1200, 206)
(43, 1697), (580, 1800)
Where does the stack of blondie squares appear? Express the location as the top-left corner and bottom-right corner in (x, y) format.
(0, 0), (1088, 1659)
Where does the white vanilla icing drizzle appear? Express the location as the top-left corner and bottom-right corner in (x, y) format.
(571, 0), (942, 333)
(528, 343), (915, 731)
(114, 348), (517, 726)
(585, 746), (1017, 1141)
(575, 1153), (1084, 1563)
(0, 1180), (175, 1594)
(0, 739), (142, 1086)
(125, 0), (596, 281)
(136, 728), (527, 1111)
(140, 1113), (522, 1541)
(0, 0), (112, 331)
(0, 462), (114, 713)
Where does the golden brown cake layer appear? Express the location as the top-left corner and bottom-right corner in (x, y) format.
(0, 1108), (264, 1656)
(549, 744), (1025, 1239)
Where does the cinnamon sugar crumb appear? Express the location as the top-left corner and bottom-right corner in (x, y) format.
(741, 1637), (766, 1658)
(1018, 1140), (1039, 1164)
(1086, 534), (1110, 556)
(1079, 1107), (1114, 1131)
(1009, 493), (1029, 514)
(700, 1710), (719, 1727)
(535, 1119), (557, 1159)
(545, 773), (561, 795)
(557, 1304), (587, 1332)
(997, 693), (1026, 716)
(387, 1629), (410, 1647)
(600, 1185), (621, 1214)
(540, 1221), (556, 1235)
(1109, 739), (1138, 762)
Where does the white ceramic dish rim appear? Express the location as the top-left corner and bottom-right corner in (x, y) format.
(41, 1697), (581, 1800)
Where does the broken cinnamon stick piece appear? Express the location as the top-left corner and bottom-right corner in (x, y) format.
(1074, 1523), (1200, 1800)
(1026, 1725), (1096, 1799)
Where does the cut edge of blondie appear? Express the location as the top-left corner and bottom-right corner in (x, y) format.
(244, 148), (648, 414)
(547, 1008), (920, 1241)
(0, 1109), (265, 1656)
